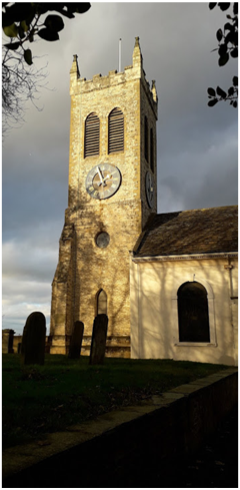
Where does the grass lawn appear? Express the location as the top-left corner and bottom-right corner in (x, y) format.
(2, 354), (227, 449)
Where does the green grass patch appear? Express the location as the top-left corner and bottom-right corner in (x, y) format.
(2, 354), (227, 449)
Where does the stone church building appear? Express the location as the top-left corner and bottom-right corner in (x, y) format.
(50, 38), (238, 366)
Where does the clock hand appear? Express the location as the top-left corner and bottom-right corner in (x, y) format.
(97, 167), (104, 186)
(102, 173), (111, 183)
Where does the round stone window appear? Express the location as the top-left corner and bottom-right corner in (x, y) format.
(95, 232), (110, 248)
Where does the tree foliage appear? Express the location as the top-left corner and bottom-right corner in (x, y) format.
(207, 2), (238, 108)
(2, 2), (91, 131)
(2, 3), (91, 65)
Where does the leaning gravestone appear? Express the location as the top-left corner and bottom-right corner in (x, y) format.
(21, 312), (46, 365)
(68, 321), (84, 359)
(89, 314), (108, 365)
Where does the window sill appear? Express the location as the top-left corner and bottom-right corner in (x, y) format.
(174, 342), (217, 347)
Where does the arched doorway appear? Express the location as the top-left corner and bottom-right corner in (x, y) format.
(177, 281), (210, 342)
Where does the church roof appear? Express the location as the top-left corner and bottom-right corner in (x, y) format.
(134, 205), (238, 257)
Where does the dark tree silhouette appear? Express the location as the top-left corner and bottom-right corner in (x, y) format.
(207, 2), (238, 108)
(2, 3), (91, 62)
(2, 3), (91, 131)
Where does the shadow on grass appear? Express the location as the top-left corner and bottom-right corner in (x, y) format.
(2, 354), (228, 449)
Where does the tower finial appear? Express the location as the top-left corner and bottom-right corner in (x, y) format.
(135, 36), (140, 47)
(70, 54), (80, 79)
(132, 36), (142, 69)
(151, 80), (158, 103)
(119, 38), (122, 72)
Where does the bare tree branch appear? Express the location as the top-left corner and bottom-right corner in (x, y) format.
(2, 45), (48, 135)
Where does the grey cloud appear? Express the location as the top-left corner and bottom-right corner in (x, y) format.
(3, 240), (57, 283)
(3, 277), (51, 334)
(3, 277), (51, 304)
(182, 160), (238, 211)
(3, 180), (67, 243)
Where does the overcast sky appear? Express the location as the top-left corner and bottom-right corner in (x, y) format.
(2, 2), (238, 334)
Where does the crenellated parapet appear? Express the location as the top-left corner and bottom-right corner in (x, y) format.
(70, 37), (158, 118)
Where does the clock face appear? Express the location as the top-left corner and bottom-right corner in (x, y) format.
(145, 171), (154, 208)
(85, 163), (121, 200)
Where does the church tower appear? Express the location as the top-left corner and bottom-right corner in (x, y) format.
(50, 37), (158, 356)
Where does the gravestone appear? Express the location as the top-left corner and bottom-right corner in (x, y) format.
(68, 321), (84, 359)
(89, 314), (108, 365)
(21, 312), (46, 365)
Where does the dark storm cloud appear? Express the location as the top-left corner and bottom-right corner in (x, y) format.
(158, 119), (237, 212)
(183, 157), (238, 211)
(3, 176), (66, 242)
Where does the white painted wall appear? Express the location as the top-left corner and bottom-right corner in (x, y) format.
(130, 255), (238, 366)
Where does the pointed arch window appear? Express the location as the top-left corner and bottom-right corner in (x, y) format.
(144, 116), (148, 162)
(178, 282), (210, 342)
(97, 289), (107, 315)
(108, 108), (124, 154)
(84, 112), (100, 158)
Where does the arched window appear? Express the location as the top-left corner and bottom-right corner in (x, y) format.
(150, 128), (154, 172)
(144, 116), (149, 162)
(84, 112), (100, 158)
(97, 289), (107, 315)
(177, 282), (210, 342)
(108, 108), (124, 154)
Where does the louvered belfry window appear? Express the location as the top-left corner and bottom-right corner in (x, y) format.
(84, 113), (100, 158)
(108, 108), (124, 154)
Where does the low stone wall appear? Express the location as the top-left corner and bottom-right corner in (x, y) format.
(11, 334), (131, 358)
(81, 369), (238, 475)
(12, 335), (23, 353)
(2, 330), (15, 354)
(12, 335), (51, 354)
(82, 334), (131, 358)
(2, 368), (237, 487)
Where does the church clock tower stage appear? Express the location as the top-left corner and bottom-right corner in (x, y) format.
(50, 37), (158, 356)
